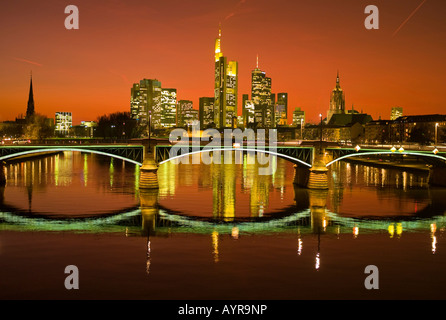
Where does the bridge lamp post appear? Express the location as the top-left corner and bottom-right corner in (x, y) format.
(319, 113), (323, 154)
(435, 123), (439, 146)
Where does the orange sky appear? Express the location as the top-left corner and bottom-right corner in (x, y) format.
(1, 0), (445, 125)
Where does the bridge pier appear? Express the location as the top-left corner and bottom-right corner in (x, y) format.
(294, 148), (328, 189)
(429, 167), (446, 187)
(139, 143), (159, 189)
(0, 162), (6, 186)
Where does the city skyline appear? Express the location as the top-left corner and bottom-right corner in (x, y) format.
(1, 0), (446, 125)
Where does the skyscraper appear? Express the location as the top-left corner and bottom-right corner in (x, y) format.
(177, 100), (198, 127)
(251, 59), (273, 128)
(160, 88), (177, 128)
(199, 97), (215, 128)
(327, 72), (345, 123)
(213, 26), (238, 129)
(275, 93), (288, 126)
(26, 74), (35, 119)
(130, 79), (162, 129)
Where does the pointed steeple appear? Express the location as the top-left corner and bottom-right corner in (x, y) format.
(26, 72), (35, 119)
(336, 70), (340, 87)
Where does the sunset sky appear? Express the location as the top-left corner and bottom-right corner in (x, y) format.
(1, 0), (445, 125)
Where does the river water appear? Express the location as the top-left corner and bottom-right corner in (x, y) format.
(0, 151), (445, 300)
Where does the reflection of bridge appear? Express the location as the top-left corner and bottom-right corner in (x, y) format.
(1, 142), (446, 188)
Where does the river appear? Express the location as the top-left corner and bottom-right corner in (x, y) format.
(0, 151), (445, 299)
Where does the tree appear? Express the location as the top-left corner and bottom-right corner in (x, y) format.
(95, 111), (140, 139)
(23, 114), (54, 141)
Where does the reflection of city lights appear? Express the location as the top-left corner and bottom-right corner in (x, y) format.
(297, 238), (303, 256)
(212, 231), (219, 263)
(431, 223), (437, 255)
(323, 218), (327, 231)
(396, 223), (403, 237)
(231, 226), (239, 239)
(388, 224), (395, 238)
(315, 252), (320, 270)
(353, 226), (359, 238)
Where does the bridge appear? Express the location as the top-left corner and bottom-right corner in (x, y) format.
(1, 141), (446, 189)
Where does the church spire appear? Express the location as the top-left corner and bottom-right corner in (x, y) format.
(26, 72), (35, 119)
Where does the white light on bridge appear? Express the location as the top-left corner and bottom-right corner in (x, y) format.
(355, 145), (361, 152)
(232, 143), (241, 148)
(391, 146), (396, 152)
(398, 147), (404, 153)
(433, 148), (439, 154)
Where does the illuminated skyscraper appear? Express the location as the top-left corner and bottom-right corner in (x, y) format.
(251, 59), (273, 128)
(213, 26), (238, 129)
(275, 93), (288, 126)
(130, 79), (162, 129)
(199, 97), (215, 128)
(160, 88), (177, 128)
(177, 100), (198, 127)
(327, 72), (345, 123)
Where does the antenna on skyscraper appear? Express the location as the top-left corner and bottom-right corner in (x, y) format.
(256, 54), (259, 69)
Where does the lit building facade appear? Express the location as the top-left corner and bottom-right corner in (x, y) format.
(130, 79), (162, 129)
(199, 97), (215, 128)
(213, 26), (238, 128)
(160, 88), (177, 128)
(275, 93), (288, 126)
(391, 107), (403, 120)
(292, 107), (305, 126)
(177, 100), (198, 127)
(251, 66), (273, 128)
(55, 112), (72, 136)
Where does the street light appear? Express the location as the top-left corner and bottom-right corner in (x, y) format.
(435, 123), (439, 146)
(319, 113), (323, 154)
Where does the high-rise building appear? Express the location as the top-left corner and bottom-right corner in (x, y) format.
(160, 88), (177, 128)
(391, 107), (403, 120)
(275, 93), (288, 126)
(327, 72), (345, 123)
(199, 97), (215, 128)
(55, 112), (72, 136)
(251, 60), (273, 128)
(26, 74), (35, 119)
(177, 100), (198, 127)
(213, 26), (238, 128)
(130, 79), (162, 129)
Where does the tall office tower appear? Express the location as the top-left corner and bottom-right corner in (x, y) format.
(244, 99), (255, 128)
(160, 88), (177, 128)
(26, 74), (35, 119)
(327, 71), (345, 123)
(391, 106), (403, 120)
(130, 78), (162, 129)
(275, 92), (288, 126)
(199, 97), (215, 128)
(177, 100), (197, 127)
(251, 59), (273, 128)
(55, 112), (72, 136)
(213, 26), (238, 129)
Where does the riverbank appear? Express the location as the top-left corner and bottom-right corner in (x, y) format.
(343, 156), (430, 172)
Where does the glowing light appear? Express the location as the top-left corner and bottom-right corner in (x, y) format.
(212, 230), (219, 263)
(396, 223), (403, 237)
(315, 252), (320, 270)
(231, 226), (239, 239)
(398, 147), (404, 153)
(297, 238), (303, 256)
(433, 148), (439, 155)
(353, 226), (359, 238)
(391, 146), (396, 152)
(355, 145), (361, 152)
(388, 224), (395, 238)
